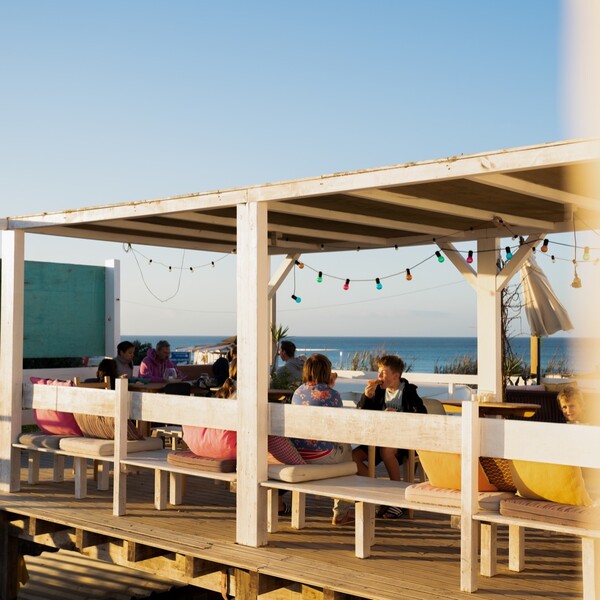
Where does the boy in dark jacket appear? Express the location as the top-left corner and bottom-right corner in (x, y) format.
(352, 355), (427, 518)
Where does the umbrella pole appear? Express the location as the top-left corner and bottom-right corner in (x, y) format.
(530, 336), (541, 384)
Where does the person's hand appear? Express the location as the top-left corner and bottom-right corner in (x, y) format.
(364, 379), (379, 398)
(119, 374), (128, 379)
(384, 407), (397, 412)
(329, 372), (338, 387)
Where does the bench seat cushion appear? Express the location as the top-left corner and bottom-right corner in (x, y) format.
(500, 496), (600, 528)
(267, 461), (357, 483)
(17, 432), (78, 450)
(59, 436), (162, 456)
(167, 450), (236, 472)
(405, 482), (515, 511)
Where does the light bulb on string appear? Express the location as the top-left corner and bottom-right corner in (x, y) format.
(505, 246), (513, 260)
(466, 250), (473, 264)
(541, 239), (549, 253)
(291, 294), (302, 303)
(316, 271), (323, 283)
(572, 266), (582, 289)
(295, 260), (304, 269)
(343, 278), (350, 291)
(435, 251), (445, 263)
(375, 277), (382, 290)
(405, 269), (412, 281)
(551, 255), (556, 263)
(583, 247), (590, 261)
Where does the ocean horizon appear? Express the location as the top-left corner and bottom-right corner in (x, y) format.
(122, 334), (593, 375)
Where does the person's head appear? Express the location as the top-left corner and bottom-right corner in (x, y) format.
(216, 358), (237, 398)
(117, 341), (135, 365)
(377, 355), (405, 389)
(227, 345), (237, 362)
(155, 340), (171, 362)
(557, 385), (584, 423)
(302, 353), (332, 385)
(279, 340), (296, 361)
(97, 358), (118, 386)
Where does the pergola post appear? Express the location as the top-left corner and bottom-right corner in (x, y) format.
(236, 201), (269, 547)
(105, 259), (120, 357)
(476, 237), (502, 397)
(0, 231), (25, 492)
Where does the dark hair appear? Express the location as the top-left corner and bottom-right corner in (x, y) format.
(97, 358), (118, 389)
(117, 340), (134, 354)
(156, 340), (171, 351)
(280, 340), (296, 357)
(378, 355), (405, 375)
(117, 341), (134, 368)
(302, 353), (331, 385)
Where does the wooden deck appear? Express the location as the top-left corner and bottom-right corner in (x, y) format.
(0, 460), (583, 600)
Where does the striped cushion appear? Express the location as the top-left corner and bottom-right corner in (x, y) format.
(405, 482), (514, 511)
(73, 414), (144, 441)
(59, 436), (162, 456)
(500, 496), (600, 527)
(167, 451), (236, 472)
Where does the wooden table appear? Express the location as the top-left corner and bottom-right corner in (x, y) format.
(441, 400), (540, 419)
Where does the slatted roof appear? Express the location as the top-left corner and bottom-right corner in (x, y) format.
(2, 138), (599, 254)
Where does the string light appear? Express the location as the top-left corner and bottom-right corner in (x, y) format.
(505, 246), (513, 260)
(375, 277), (382, 290)
(406, 269), (412, 281)
(295, 260), (304, 269)
(541, 239), (549, 252)
(466, 250), (473, 264)
(435, 251), (445, 263)
(551, 255), (556, 263)
(291, 294), (302, 303)
(317, 271), (323, 283)
(343, 278), (350, 291)
(572, 266), (582, 288)
(583, 246), (590, 261)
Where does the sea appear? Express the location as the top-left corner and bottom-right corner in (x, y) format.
(122, 335), (595, 375)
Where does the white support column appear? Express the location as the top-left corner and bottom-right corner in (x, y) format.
(476, 238), (502, 396)
(105, 259), (120, 357)
(236, 201), (269, 547)
(460, 399), (480, 593)
(0, 231), (25, 492)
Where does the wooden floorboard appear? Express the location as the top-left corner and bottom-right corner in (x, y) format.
(1, 462), (583, 600)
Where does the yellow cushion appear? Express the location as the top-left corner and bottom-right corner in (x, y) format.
(417, 451), (497, 491)
(544, 380), (577, 393)
(509, 460), (592, 506)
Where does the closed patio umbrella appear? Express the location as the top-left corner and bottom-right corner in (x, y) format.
(520, 255), (574, 382)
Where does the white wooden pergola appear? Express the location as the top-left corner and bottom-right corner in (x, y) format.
(1, 138), (599, 550)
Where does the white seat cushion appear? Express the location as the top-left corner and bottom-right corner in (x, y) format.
(268, 461), (357, 483)
(59, 436), (163, 457)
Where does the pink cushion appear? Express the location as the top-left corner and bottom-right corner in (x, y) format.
(31, 377), (82, 436)
(182, 426), (237, 460)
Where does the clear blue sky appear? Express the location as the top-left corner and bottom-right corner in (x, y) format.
(1, 1), (592, 338)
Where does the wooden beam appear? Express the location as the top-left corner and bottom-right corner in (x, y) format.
(347, 187), (556, 231)
(124, 540), (168, 563)
(175, 554), (223, 579)
(234, 568), (259, 600)
(0, 511), (19, 600)
(76, 528), (110, 550)
(270, 201), (456, 237)
(468, 173), (600, 213)
(28, 517), (69, 537)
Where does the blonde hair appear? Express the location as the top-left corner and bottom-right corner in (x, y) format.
(216, 358), (237, 399)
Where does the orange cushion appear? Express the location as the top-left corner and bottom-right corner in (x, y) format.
(416, 451), (497, 491)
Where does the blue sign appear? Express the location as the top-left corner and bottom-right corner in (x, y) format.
(170, 351), (191, 365)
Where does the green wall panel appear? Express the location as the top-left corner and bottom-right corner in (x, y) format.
(22, 261), (105, 358)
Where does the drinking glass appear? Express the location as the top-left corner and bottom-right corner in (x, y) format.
(165, 368), (177, 381)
